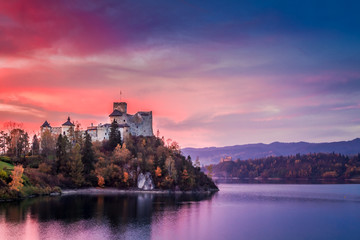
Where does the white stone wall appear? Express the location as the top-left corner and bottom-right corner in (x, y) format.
(41, 102), (153, 143)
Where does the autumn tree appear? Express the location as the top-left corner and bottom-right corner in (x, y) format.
(9, 165), (24, 191)
(0, 131), (7, 155)
(41, 129), (56, 158)
(7, 128), (29, 159)
(155, 166), (162, 177)
(165, 156), (177, 180)
(112, 143), (131, 166)
(206, 164), (214, 179)
(97, 175), (105, 187)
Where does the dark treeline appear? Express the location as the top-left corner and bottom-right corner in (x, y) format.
(210, 153), (360, 179)
(0, 121), (217, 200)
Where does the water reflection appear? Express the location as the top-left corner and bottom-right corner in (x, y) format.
(0, 192), (216, 240)
(1, 185), (360, 240)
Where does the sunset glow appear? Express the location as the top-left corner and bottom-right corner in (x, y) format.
(1, 0), (359, 147)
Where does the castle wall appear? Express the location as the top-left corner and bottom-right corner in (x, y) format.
(61, 125), (71, 136)
(110, 111), (153, 137)
(42, 101), (153, 143)
(127, 112), (153, 137)
(51, 127), (61, 135)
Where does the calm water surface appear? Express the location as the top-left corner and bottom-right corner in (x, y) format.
(1, 184), (360, 240)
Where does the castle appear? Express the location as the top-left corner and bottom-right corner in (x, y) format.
(40, 101), (153, 141)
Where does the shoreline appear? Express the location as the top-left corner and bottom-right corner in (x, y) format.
(0, 187), (219, 202)
(213, 177), (360, 184)
(61, 187), (219, 196)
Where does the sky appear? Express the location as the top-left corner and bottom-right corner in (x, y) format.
(0, 0), (359, 148)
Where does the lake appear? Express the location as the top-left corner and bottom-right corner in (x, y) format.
(1, 183), (360, 240)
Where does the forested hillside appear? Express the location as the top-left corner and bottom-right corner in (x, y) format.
(209, 153), (360, 180)
(0, 121), (217, 200)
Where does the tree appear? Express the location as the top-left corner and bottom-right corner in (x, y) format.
(3, 121), (23, 132)
(165, 156), (177, 180)
(0, 131), (7, 155)
(67, 126), (75, 144)
(206, 164), (214, 179)
(109, 119), (121, 151)
(112, 143), (131, 166)
(97, 175), (105, 187)
(6, 128), (29, 159)
(9, 165), (24, 191)
(74, 122), (83, 145)
(56, 134), (70, 174)
(69, 143), (84, 187)
(194, 156), (201, 169)
(41, 129), (56, 158)
(31, 134), (40, 155)
(123, 171), (129, 183)
(155, 166), (162, 177)
(82, 132), (95, 175)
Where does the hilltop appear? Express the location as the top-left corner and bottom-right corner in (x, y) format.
(182, 138), (360, 165)
(0, 123), (218, 200)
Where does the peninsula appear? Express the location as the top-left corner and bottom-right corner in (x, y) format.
(0, 100), (218, 200)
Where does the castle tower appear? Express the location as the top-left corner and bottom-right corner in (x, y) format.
(113, 102), (127, 113)
(61, 116), (75, 136)
(40, 120), (51, 133)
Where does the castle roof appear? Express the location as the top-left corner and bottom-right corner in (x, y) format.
(41, 120), (51, 128)
(62, 117), (75, 126)
(109, 109), (123, 117)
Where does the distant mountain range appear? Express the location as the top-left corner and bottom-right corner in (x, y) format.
(181, 138), (360, 165)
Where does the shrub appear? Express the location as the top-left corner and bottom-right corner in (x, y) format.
(0, 156), (12, 164)
(0, 169), (8, 181)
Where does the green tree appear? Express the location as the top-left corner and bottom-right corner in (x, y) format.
(74, 122), (84, 147)
(82, 132), (95, 175)
(56, 134), (70, 174)
(67, 126), (75, 144)
(194, 156), (201, 169)
(31, 134), (40, 155)
(69, 143), (84, 187)
(109, 119), (121, 151)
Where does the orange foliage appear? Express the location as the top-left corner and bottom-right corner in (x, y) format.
(155, 166), (162, 177)
(97, 175), (105, 188)
(9, 165), (24, 191)
(182, 169), (189, 180)
(123, 171), (129, 183)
